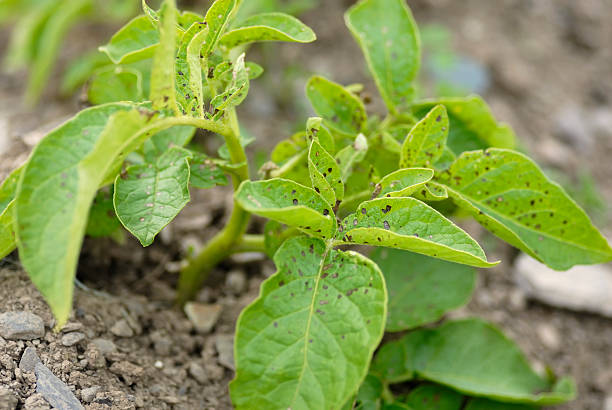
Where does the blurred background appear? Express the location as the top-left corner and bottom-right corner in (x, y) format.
(0, 1), (611, 409)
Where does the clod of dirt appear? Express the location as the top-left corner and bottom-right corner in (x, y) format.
(184, 302), (222, 334)
(60, 333), (85, 347)
(109, 320), (134, 338)
(24, 393), (51, 410)
(188, 362), (208, 384)
(225, 270), (248, 295)
(0, 312), (45, 340)
(34, 362), (83, 410)
(108, 361), (144, 386)
(0, 387), (18, 410)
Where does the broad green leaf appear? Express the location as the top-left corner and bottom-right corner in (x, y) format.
(308, 138), (344, 207)
(370, 248), (475, 331)
(151, 0), (178, 113)
(230, 236), (387, 410)
(382, 404), (413, 410)
(0, 166), (22, 214)
(87, 66), (143, 105)
(0, 201), (16, 259)
(372, 168), (433, 199)
(211, 53), (250, 111)
(15, 105), (148, 327)
(412, 183), (448, 202)
(263, 220), (286, 258)
(114, 146), (191, 246)
(412, 97), (515, 154)
(141, 0), (159, 22)
(465, 399), (538, 410)
(179, 10), (205, 29)
(345, 0), (420, 112)
(142, 125), (196, 161)
(336, 133), (368, 181)
(202, 0), (236, 58)
(437, 149), (612, 270)
(403, 385), (463, 410)
(306, 75), (367, 136)
(235, 179), (336, 239)
(349, 374), (384, 410)
(339, 197), (496, 268)
(433, 146), (456, 171)
(400, 105), (448, 168)
(220, 12), (315, 48)
(99, 15), (159, 64)
(86, 188), (123, 239)
(189, 153), (228, 189)
(371, 319), (576, 405)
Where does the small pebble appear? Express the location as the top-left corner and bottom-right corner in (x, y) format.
(0, 311), (45, 340)
(35, 362), (84, 410)
(215, 334), (235, 370)
(91, 338), (116, 355)
(80, 386), (100, 403)
(19, 346), (41, 372)
(154, 360), (164, 369)
(188, 362), (207, 384)
(184, 303), (222, 334)
(225, 270), (247, 295)
(109, 320), (134, 338)
(61, 332), (85, 347)
(537, 323), (561, 351)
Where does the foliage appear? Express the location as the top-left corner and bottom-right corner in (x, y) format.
(1, 0), (611, 409)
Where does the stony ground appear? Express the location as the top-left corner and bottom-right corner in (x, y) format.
(1, 0), (612, 409)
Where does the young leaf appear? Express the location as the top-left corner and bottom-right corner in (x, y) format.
(201, 0), (237, 58)
(86, 189), (122, 239)
(412, 96), (515, 154)
(370, 248), (475, 331)
(306, 117), (335, 154)
(339, 197), (496, 268)
(344, 374), (384, 410)
(220, 12), (315, 48)
(403, 384), (463, 410)
(0, 201), (16, 259)
(175, 22), (208, 116)
(15, 105), (148, 327)
(465, 399), (538, 410)
(437, 149), (612, 270)
(114, 147), (192, 246)
(151, 0), (179, 113)
(211, 53), (250, 111)
(371, 319), (576, 405)
(189, 153), (228, 189)
(412, 183), (448, 202)
(336, 133), (369, 181)
(308, 138), (344, 207)
(345, 0), (420, 112)
(99, 15), (160, 64)
(372, 168), (434, 199)
(87, 66), (144, 105)
(230, 236), (387, 410)
(306, 76), (367, 136)
(400, 105), (448, 168)
(235, 179), (336, 239)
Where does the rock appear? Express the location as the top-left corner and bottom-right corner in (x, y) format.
(605, 395), (612, 410)
(215, 334), (234, 370)
(536, 323), (561, 351)
(91, 338), (116, 355)
(35, 362), (84, 410)
(109, 320), (134, 338)
(61, 332), (85, 347)
(24, 393), (51, 410)
(514, 253), (612, 317)
(60, 322), (83, 333)
(188, 362), (207, 384)
(80, 386), (100, 403)
(184, 303), (222, 334)
(225, 270), (247, 295)
(19, 346), (41, 372)
(0, 387), (18, 410)
(109, 361), (144, 385)
(0, 311), (45, 340)
(84, 344), (106, 369)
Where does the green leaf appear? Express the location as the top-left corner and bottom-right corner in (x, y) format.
(235, 179), (336, 239)
(189, 153), (228, 189)
(15, 105), (149, 327)
(202, 0), (236, 58)
(0, 166), (22, 214)
(114, 147), (192, 246)
(175, 22), (208, 117)
(437, 149), (612, 270)
(143, 125), (196, 161)
(220, 12), (315, 48)
(350, 374), (384, 410)
(306, 117), (335, 154)
(61, 51), (110, 96)
(0, 201), (16, 259)
(371, 319), (576, 405)
(99, 15), (160, 64)
(464, 399), (538, 410)
(230, 236), (387, 410)
(412, 183), (448, 202)
(306, 75), (367, 136)
(400, 105), (448, 168)
(372, 168), (434, 199)
(339, 197), (496, 268)
(308, 138), (344, 207)
(151, 0), (179, 113)
(370, 248), (475, 331)
(403, 384), (463, 410)
(336, 133), (368, 181)
(345, 0), (420, 112)
(263, 220), (286, 258)
(211, 53), (250, 111)
(411, 96), (515, 154)
(87, 66), (144, 105)
(85, 188), (123, 239)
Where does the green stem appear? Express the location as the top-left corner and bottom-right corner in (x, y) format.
(177, 107), (251, 304)
(232, 234), (266, 253)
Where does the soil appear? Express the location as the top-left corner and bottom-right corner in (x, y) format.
(1, 0), (612, 409)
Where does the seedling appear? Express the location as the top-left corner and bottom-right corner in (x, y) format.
(1, 0), (611, 408)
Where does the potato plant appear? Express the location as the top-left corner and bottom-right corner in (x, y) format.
(1, 0), (611, 409)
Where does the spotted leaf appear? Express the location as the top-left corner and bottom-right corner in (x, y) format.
(220, 12), (315, 48)
(308, 138), (344, 208)
(373, 168), (434, 199)
(400, 105), (448, 168)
